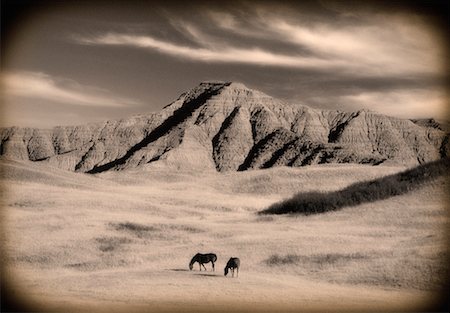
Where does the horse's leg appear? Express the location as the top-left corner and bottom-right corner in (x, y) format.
(237, 267), (239, 277)
(212, 261), (215, 272)
(232, 268), (234, 278)
(199, 263), (202, 271)
(202, 263), (207, 271)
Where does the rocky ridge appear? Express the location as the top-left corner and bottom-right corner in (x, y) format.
(1, 81), (449, 173)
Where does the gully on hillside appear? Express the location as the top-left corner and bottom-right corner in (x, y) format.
(1, 81), (449, 173)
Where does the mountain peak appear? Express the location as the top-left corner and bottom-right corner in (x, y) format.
(225, 82), (249, 89)
(197, 81), (249, 90)
(198, 80), (229, 86)
(0, 82), (448, 173)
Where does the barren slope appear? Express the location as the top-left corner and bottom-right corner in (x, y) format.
(1, 81), (448, 172)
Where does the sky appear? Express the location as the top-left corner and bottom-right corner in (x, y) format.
(1, 0), (449, 128)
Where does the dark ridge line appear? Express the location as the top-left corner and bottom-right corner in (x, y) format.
(237, 128), (286, 171)
(287, 152), (301, 167)
(299, 144), (324, 165)
(318, 148), (350, 164)
(372, 158), (386, 165)
(249, 110), (260, 142)
(56, 149), (77, 156)
(146, 130), (184, 165)
(300, 142), (325, 164)
(147, 155), (161, 163)
(440, 134), (449, 158)
(411, 118), (447, 131)
(86, 83), (230, 174)
(260, 157), (450, 215)
(286, 140), (315, 167)
(74, 142), (95, 171)
(212, 106), (242, 171)
(163, 92), (187, 109)
(328, 111), (360, 143)
(261, 138), (299, 169)
(33, 156), (50, 162)
(26, 131), (57, 162)
(249, 107), (268, 142)
(0, 138), (9, 155)
(286, 142), (385, 167)
(26, 137), (55, 162)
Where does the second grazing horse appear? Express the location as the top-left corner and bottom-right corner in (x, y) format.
(189, 253), (217, 271)
(224, 257), (240, 277)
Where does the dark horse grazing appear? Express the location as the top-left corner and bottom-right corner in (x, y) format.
(224, 257), (240, 277)
(189, 253), (217, 271)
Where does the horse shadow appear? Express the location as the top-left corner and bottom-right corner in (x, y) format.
(167, 268), (222, 278)
(194, 273), (222, 278)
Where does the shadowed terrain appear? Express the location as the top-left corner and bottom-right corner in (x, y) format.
(87, 83), (229, 173)
(261, 158), (450, 215)
(1, 82), (448, 173)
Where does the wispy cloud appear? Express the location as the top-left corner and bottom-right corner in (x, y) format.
(304, 88), (448, 119)
(73, 6), (443, 78)
(2, 71), (140, 107)
(68, 3), (447, 120)
(75, 33), (345, 70)
(339, 89), (448, 119)
(280, 21), (439, 76)
(208, 9), (442, 76)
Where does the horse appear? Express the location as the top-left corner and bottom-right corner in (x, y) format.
(224, 257), (240, 277)
(189, 253), (217, 271)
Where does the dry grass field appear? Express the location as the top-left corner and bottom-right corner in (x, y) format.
(1, 159), (448, 312)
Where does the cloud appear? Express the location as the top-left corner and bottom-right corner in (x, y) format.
(305, 88), (448, 119)
(75, 33), (345, 70)
(342, 89), (448, 119)
(68, 3), (447, 120)
(285, 22), (438, 76)
(210, 9), (442, 76)
(2, 71), (140, 107)
(207, 11), (238, 31)
(73, 6), (443, 79)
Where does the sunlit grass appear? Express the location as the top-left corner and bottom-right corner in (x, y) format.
(1, 158), (448, 311)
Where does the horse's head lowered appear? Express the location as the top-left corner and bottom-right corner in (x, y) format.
(189, 253), (199, 270)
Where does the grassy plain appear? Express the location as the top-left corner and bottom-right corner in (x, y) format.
(1, 159), (448, 312)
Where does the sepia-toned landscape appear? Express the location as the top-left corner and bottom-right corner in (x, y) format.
(1, 1), (449, 312)
(1, 156), (448, 312)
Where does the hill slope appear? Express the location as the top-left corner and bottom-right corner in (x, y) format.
(2, 159), (448, 311)
(1, 81), (448, 172)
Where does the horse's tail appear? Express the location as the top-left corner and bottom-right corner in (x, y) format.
(212, 254), (217, 262)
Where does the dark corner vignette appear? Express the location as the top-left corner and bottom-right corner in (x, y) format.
(0, 0), (449, 312)
(2, 3), (49, 313)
